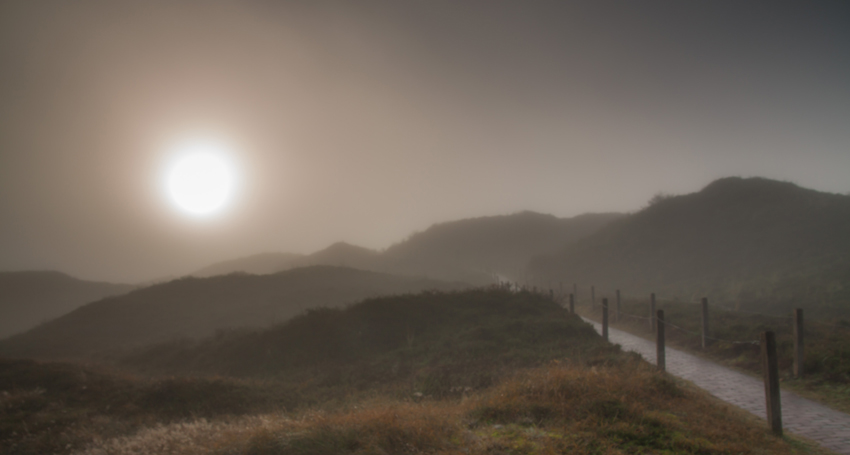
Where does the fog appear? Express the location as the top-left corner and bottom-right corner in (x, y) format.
(1, 0), (848, 283)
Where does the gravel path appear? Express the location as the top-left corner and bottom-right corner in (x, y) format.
(582, 317), (850, 454)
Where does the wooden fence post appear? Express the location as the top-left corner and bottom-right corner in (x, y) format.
(701, 297), (709, 349)
(650, 293), (656, 332)
(569, 293), (575, 314)
(615, 289), (621, 323)
(794, 309), (804, 379)
(656, 309), (665, 372)
(761, 331), (783, 436)
(602, 298), (609, 341)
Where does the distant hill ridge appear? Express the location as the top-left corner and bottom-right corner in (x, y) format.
(194, 211), (623, 284)
(192, 252), (305, 277)
(192, 243), (381, 278)
(0, 266), (467, 359)
(530, 177), (850, 313)
(0, 271), (133, 339)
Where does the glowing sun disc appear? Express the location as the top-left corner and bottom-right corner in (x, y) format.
(167, 152), (233, 215)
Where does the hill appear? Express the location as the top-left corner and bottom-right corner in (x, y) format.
(192, 243), (380, 277)
(530, 177), (850, 313)
(191, 252), (304, 277)
(0, 266), (467, 359)
(117, 288), (602, 380)
(2, 289), (827, 455)
(293, 241), (380, 269)
(192, 212), (622, 284)
(0, 271), (133, 339)
(381, 211), (623, 284)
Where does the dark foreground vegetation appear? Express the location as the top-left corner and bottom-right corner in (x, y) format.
(580, 296), (850, 413)
(1, 289), (832, 454)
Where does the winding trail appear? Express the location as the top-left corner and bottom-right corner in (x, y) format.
(582, 317), (850, 454)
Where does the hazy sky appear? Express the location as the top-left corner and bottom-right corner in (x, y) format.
(1, 1), (848, 283)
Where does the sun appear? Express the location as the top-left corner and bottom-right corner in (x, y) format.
(165, 139), (235, 216)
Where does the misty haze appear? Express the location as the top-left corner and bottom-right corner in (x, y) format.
(2, 1), (850, 454)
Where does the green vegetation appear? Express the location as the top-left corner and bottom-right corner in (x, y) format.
(1, 289), (833, 454)
(0, 266), (467, 359)
(233, 362), (822, 455)
(531, 177), (850, 313)
(0, 358), (296, 455)
(119, 288), (612, 390)
(381, 211), (622, 284)
(579, 296), (850, 413)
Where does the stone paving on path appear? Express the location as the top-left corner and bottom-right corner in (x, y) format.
(582, 317), (850, 454)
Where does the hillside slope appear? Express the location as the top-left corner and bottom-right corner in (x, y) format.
(192, 252), (304, 277)
(118, 288), (601, 380)
(190, 212), (622, 284)
(0, 266), (467, 359)
(192, 243), (380, 277)
(0, 271), (133, 339)
(5, 290), (820, 455)
(530, 177), (850, 312)
(381, 211), (623, 283)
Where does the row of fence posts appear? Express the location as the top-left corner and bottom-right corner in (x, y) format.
(544, 284), (802, 437)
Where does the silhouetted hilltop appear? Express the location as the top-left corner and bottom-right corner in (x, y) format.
(192, 243), (379, 277)
(192, 252), (304, 277)
(191, 212), (621, 284)
(530, 177), (850, 312)
(297, 241), (380, 269)
(380, 211), (622, 283)
(0, 266), (467, 359)
(0, 271), (133, 339)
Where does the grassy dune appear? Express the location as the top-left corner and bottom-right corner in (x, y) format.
(230, 362), (824, 455)
(579, 296), (850, 414)
(0, 289), (833, 454)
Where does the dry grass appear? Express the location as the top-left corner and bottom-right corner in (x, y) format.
(579, 298), (850, 414)
(467, 359), (816, 454)
(71, 415), (282, 455)
(71, 359), (829, 455)
(3, 289), (835, 454)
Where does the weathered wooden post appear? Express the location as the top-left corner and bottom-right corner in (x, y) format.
(794, 309), (804, 379)
(602, 298), (609, 341)
(656, 309), (665, 372)
(761, 331), (783, 436)
(701, 297), (710, 349)
(591, 285), (596, 307)
(569, 293), (575, 314)
(650, 293), (656, 332)
(615, 289), (621, 323)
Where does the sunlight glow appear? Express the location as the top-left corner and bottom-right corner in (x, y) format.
(166, 139), (235, 216)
